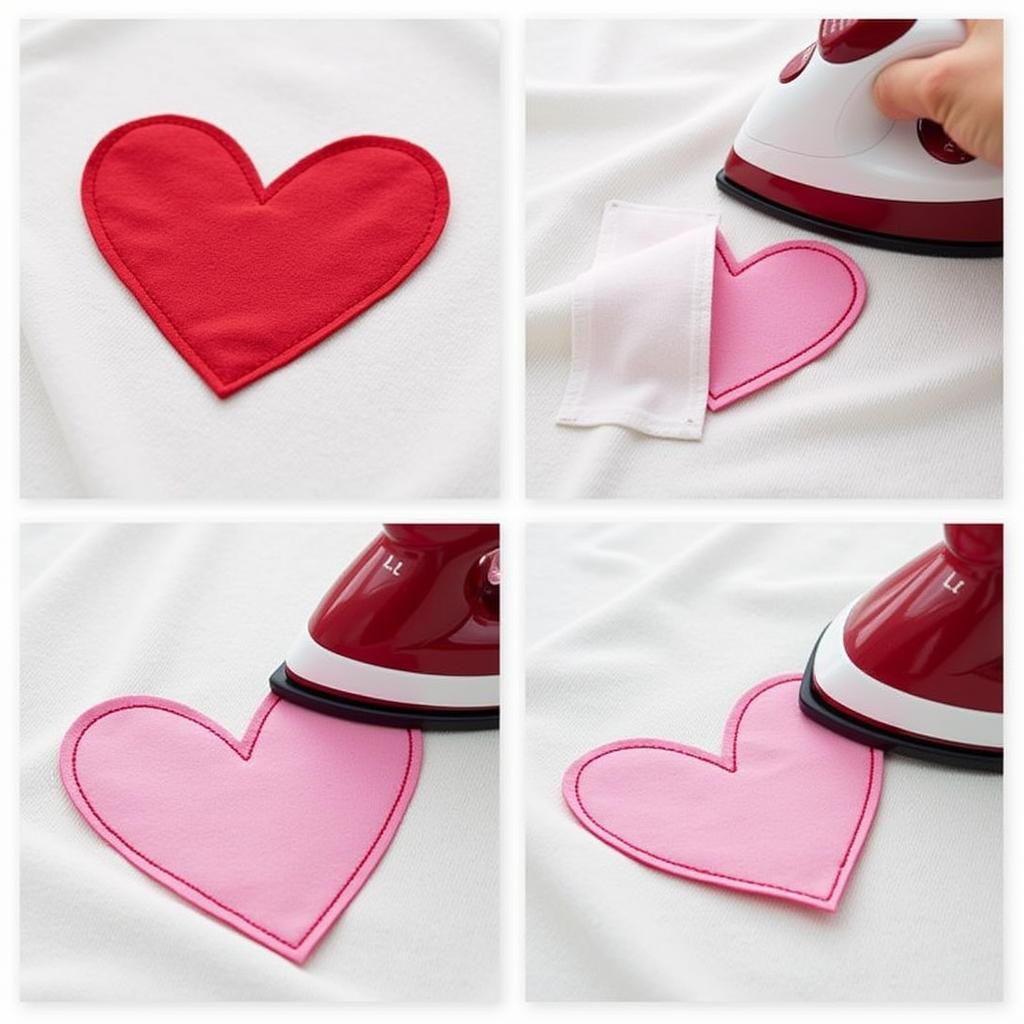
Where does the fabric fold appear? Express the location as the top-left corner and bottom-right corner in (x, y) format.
(557, 201), (718, 440)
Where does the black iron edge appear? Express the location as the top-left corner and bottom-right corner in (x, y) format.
(716, 169), (1002, 259)
(269, 663), (499, 732)
(799, 631), (1002, 773)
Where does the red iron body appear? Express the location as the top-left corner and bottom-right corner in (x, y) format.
(801, 524), (1002, 770)
(271, 524), (499, 729)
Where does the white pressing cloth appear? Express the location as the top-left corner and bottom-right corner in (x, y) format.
(526, 19), (1002, 498)
(526, 522), (1001, 1001)
(21, 524), (498, 1001)
(20, 20), (500, 499)
(558, 202), (717, 439)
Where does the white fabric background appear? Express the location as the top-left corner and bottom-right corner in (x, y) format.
(21, 523), (498, 1001)
(21, 20), (500, 499)
(526, 522), (1002, 1001)
(526, 20), (1003, 498)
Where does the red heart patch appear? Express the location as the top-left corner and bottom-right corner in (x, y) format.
(81, 115), (449, 397)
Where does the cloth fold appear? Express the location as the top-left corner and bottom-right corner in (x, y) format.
(557, 201), (718, 440)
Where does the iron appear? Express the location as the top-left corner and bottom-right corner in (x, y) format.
(800, 524), (1002, 771)
(716, 19), (1003, 257)
(270, 524), (499, 730)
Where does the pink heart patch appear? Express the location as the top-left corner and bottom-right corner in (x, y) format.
(708, 236), (866, 410)
(563, 676), (882, 911)
(59, 694), (421, 962)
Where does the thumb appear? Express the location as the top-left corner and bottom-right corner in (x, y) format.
(873, 55), (953, 121)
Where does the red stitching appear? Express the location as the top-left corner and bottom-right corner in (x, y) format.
(70, 697), (417, 950)
(82, 115), (448, 391)
(572, 677), (878, 903)
(709, 242), (861, 400)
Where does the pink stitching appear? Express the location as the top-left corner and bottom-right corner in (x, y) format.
(82, 116), (447, 389)
(572, 677), (878, 903)
(70, 697), (416, 950)
(709, 243), (860, 400)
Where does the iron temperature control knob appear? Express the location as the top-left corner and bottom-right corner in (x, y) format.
(817, 19), (916, 64)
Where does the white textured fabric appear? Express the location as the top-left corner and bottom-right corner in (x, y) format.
(526, 19), (1002, 497)
(557, 202), (717, 440)
(526, 522), (1002, 1001)
(20, 20), (500, 499)
(20, 524), (498, 1001)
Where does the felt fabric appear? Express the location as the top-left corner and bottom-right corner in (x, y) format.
(21, 20), (499, 499)
(557, 202), (718, 439)
(526, 19), (1002, 497)
(526, 522), (1002, 1001)
(59, 694), (421, 963)
(556, 200), (865, 437)
(22, 523), (498, 1000)
(82, 116), (449, 397)
(563, 676), (882, 912)
(709, 236), (865, 410)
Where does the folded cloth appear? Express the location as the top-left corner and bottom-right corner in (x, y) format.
(557, 201), (718, 440)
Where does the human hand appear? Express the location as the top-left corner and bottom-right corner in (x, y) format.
(873, 20), (1003, 167)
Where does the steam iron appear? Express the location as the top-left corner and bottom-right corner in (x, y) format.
(716, 19), (1003, 257)
(800, 524), (1002, 771)
(270, 524), (499, 730)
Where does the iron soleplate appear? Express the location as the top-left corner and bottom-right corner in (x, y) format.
(269, 663), (499, 731)
(799, 632), (1002, 772)
(716, 169), (1003, 259)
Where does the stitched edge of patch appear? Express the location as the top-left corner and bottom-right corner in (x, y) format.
(59, 693), (422, 963)
(563, 675), (882, 911)
(707, 237), (866, 409)
(81, 114), (451, 398)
